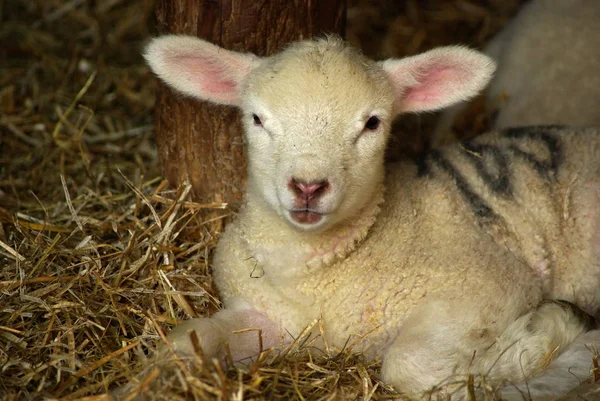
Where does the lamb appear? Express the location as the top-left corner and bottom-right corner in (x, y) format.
(141, 35), (600, 399)
(434, 0), (600, 145)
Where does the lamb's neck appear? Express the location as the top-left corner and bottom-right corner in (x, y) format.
(239, 187), (384, 278)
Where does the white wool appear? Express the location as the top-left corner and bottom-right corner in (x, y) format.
(143, 33), (600, 400)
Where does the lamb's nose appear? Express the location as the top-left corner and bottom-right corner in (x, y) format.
(289, 178), (329, 200)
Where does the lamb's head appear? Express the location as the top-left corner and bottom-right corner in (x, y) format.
(145, 36), (494, 232)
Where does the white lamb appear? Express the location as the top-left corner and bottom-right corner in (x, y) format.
(434, 0), (600, 144)
(142, 35), (600, 399)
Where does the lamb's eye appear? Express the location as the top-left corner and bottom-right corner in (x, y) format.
(364, 116), (380, 131)
(252, 114), (262, 126)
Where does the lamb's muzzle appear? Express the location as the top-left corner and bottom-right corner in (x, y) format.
(288, 177), (330, 225)
(138, 29), (600, 401)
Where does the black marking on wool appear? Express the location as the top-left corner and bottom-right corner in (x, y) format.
(428, 150), (497, 220)
(416, 126), (566, 221)
(413, 152), (430, 177)
(504, 126), (564, 179)
(461, 139), (513, 197)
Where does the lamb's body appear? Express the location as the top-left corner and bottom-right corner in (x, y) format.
(216, 126), (600, 384)
(142, 32), (600, 400)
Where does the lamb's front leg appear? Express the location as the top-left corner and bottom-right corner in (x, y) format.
(110, 308), (282, 400)
(167, 308), (283, 363)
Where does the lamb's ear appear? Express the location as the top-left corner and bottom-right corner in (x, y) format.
(144, 35), (261, 106)
(379, 46), (495, 115)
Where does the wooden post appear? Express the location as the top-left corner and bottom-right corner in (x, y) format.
(154, 1), (346, 215)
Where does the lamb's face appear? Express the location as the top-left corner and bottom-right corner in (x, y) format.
(145, 36), (495, 233)
(241, 48), (394, 232)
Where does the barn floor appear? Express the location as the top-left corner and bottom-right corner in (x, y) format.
(1, 1), (526, 400)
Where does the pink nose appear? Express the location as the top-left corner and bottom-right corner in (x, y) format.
(289, 179), (329, 200)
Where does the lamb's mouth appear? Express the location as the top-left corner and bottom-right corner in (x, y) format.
(289, 209), (324, 224)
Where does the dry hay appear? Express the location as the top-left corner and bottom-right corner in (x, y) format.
(1, 1), (525, 400)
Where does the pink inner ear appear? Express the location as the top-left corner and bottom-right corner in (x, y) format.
(403, 66), (458, 105)
(173, 55), (239, 103)
(402, 66), (463, 110)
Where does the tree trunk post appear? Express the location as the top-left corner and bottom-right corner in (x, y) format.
(154, 1), (346, 224)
